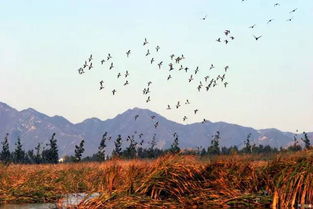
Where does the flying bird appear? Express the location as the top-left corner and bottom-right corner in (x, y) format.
(143, 38), (148, 46)
(194, 109), (199, 114)
(88, 54), (93, 62)
(146, 96), (151, 103)
(267, 19), (274, 24)
(112, 89), (116, 95)
(135, 115), (139, 120)
(290, 8), (297, 13)
(99, 80), (104, 90)
(156, 45), (160, 52)
(126, 50), (131, 57)
(253, 35), (262, 41)
(145, 49), (150, 56)
(167, 74), (172, 80)
(249, 24), (256, 29)
(158, 61), (163, 69)
(109, 62), (114, 70)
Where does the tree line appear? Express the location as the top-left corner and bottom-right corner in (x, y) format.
(0, 131), (311, 164)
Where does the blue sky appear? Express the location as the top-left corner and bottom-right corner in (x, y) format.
(0, 0), (312, 132)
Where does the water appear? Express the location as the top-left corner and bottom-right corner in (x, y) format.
(0, 193), (100, 209)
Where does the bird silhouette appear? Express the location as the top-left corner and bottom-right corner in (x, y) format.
(154, 121), (159, 128)
(101, 59), (105, 65)
(216, 38), (221, 42)
(117, 73), (121, 78)
(209, 64), (215, 70)
(183, 116), (188, 121)
(176, 101), (181, 109)
(147, 81), (152, 86)
(83, 61), (88, 68)
(167, 75), (172, 80)
(287, 17), (294, 22)
(253, 35), (262, 41)
(189, 75), (194, 82)
(158, 61), (163, 69)
(151, 115), (156, 119)
(267, 19), (274, 24)
(194, 109), (199, 114)
(224, 30), (230, 36)
(107, 53), (112, 60)
(88, 54), (93, 62)
(112, 89), (116, 95)
(99, 80), (104, 90)
(195, 66), (199, 74)
(146, 96), (151, 103)
(249, 24), (256, 29)
(290, 8), (297, 13)
(167, 105), (171, 110)
(274, 3), (280, 7)
(143, 38), (148, 46)
(124, 80), (129, 86)
(185, 99), (190, 105)
(126, 50), (131, 57)
(78, 68), (84, 74)
(225, 66), (229, 72)
(202, 15), (207, 20)
(224, 82), (228, 87)
(145, 49), (150, 56)
(109, 62), (114, 70)
(151, 58), (155, 64)
(135, 114), (139, 120)
(156, 45), (160, 52)
(88, 63), (93, 70)
(125, 70), (129, 78)
(170, 54), (175, 60)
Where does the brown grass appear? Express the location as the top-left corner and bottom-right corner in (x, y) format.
(1, 151), (313, 208)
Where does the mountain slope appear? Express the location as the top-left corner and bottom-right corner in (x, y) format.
(0, 102), (310, 156)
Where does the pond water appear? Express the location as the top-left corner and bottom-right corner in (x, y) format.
(0, 193), (100, 209)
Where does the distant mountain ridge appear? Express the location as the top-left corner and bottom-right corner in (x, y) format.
(0, 101), (311, 156)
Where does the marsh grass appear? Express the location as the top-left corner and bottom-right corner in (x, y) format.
(1, 151), (313, 208)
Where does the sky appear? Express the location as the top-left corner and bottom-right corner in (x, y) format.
(0, 0), (312, 132)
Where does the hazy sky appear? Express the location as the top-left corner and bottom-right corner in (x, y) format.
(0, 0), (312, 132)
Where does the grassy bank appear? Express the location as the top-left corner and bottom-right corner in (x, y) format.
(1, 151), (313, 208)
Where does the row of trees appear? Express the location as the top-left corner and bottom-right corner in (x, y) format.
(0, 131), (311, 164)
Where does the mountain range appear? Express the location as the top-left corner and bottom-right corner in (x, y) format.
(0, 101), (311, 156)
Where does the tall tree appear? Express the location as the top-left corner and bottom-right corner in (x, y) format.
(13, 137), (25, 163)
(207, 131), (220, 155)
(112, 134), (122, 157)
(124, 135), (137, 159)
(97, 133), (107, 161)
(242, 133), (252, 154)
(42, 133), (59, 164)
(0, 133), (11, 164)
(301, 132), (311, 150)
(74, 139), (85, 162)
(170, 135), (180, 154)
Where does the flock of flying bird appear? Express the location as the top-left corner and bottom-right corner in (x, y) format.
(76, 2), (299, 147)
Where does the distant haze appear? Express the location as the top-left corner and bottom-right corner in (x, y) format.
(0, 0), (312, 132)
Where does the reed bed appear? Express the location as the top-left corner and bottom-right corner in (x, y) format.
(1, 151), (313, 208)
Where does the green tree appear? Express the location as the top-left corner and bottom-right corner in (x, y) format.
(207, 131), (220, 155)
(0, 133), (11, 164)
(123, 135), (137, 159)
(170, 135), (180, 154)
(301, 132), (311, 150)
(97, 133), (107, 161)
(242, 133), (252, 154)
(42, 133), (59, 164)
(112, 135), (122, 157)
(13, 137), (25, 163)
(74, 139), (85, 162)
